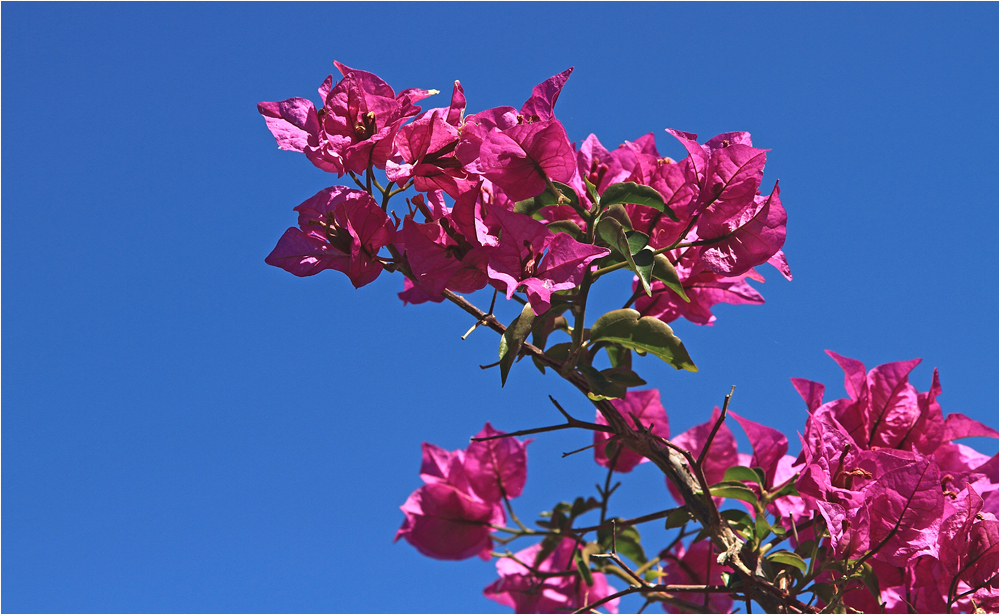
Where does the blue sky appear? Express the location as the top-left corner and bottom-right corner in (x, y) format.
(3, 3), (997, 613)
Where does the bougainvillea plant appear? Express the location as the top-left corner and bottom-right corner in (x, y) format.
(258, 64), (999, 613)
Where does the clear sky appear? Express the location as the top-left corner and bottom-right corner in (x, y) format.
(3, 3), (997, 613)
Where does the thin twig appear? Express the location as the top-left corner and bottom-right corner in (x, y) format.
(599, 445), (622, 524)
(471, 421), (612, 443)
(697, 385), (735, 469)
(575, 507), (686, 534)
(563, 437), (614, 458)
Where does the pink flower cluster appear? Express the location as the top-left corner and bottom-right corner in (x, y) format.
(396, 354), (997, 613)
(792, 351), (999, 612)
(259, 64), (789, 324)
(394, 423), (527, 561)
(586, 128), (791, 326)
(484, 537), (620, 614)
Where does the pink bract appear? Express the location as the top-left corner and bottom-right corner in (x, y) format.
(667, 408), (738, 505)
(396, 424), (529, 562)
(265, 186), (395, 288)
(483, 537), (619, 614)
(659, 540), (733, 614)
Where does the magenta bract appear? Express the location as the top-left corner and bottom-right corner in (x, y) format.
(659, 540), (733, 614)
(259, 62), (432, 176)
(483, 538), (619, 614)
(265, 186), (395, 288)
(396, 424), (529, 562)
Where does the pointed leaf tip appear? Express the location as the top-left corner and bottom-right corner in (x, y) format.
(499, 302), (536, 386)
(600, 182), (678, 221)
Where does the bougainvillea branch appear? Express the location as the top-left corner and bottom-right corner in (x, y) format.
(258, 63), (999, 613)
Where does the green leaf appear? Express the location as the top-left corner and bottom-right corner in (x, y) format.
(766, 478), (801, 502)
(755, 514), (773, 543)
(544, 341), (574, 363)
(708, 480), (759, 505)
(575, 555), (595, 586)
(530, 310), (570, 374)
(664, 506), (692, 530)
(546, 220), (584, 240)
(810, 582), (837, 606)
(550, 181), (581, 210)
(652, 254), (689, 302)
(531, 309), (569, 351)
(602, 366), (647, 389)
(498, 302), (535, 386)
(720, 509), (755, 535)
(571, 496), (601, 518)
(604, 345), (632, 370)
(723, 466), (765, 489)
(855, 562), (881, 600)
(632, 247), (655, 296)
(589, 309), (697, 372)
(579, 364), (627, 401)
(583, 175), (599, 208)
(603, 438), (620, 459)
(617, 529), (647, 567)
(602, 203), (633, 231)
(513, 197), (545, 218)
(794, 539), (816, 559)
(599, 182), (678, 221)
(596, 217), (637, 272)
(536, 501), (575, 531)
(579, 541), (602, 568)
(625, 230), (649, 253)
(513, 181), (580, 218)
(767, 550), (808, 574)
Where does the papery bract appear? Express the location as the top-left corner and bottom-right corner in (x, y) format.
(485, 205), (607, 315)
(265, 186), (395, 288)
(397, 425), (529, 562)
(944, 413), (1000, 441)
(577, 134), (630, 196)
(464, 423), (529, 502)
(696, 137), (768, 223)
(397, 277), (445, 305)
(659, 540), (733, 614)
(483, 538), (619, 614)
(519, 67), (573, 122)
(520, 233), (608, 315)
(667, 408), (737, 504)
(861, 453), (943, 567)
(791, 377), (825, 413)
(258, 97), (321, 153)
(698, 182), (787, 277)
(730, 410), (789, 488)
(395, 481), (504, 561)
(478, 119), (578, 201)
(399, 216), (488, 296)
(634, 262), (765, 327)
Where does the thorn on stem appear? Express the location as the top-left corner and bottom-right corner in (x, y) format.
(462, 318), (487, 340)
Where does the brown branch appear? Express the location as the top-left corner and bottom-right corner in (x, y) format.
(575, 507), (682, 534)
(433, 286), (817, 614)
